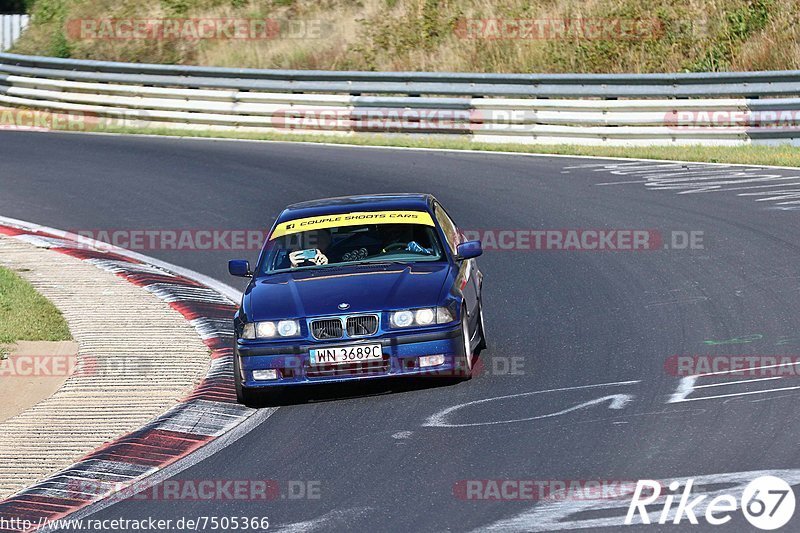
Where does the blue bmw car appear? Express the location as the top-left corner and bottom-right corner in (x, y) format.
(228, 193), (486, 405)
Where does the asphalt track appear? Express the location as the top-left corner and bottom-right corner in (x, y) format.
(2, 131), (800, 531)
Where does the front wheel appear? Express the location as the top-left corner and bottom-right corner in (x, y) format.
(476, 301), (487, 353)
(454, 308), (473, 380)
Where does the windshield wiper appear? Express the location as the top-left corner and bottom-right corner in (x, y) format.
(355, 259), (411, 267)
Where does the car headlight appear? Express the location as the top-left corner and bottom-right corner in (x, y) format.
(435, 307), (454, 323)
(241, 320), (301, 339)
(277, 320), (299, 337)
(415, 308), (434, 325)
(391, 310), (414, 328)
(391, 307), (454, 328)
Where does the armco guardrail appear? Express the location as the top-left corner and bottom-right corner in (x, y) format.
(0, 16), (29, 52)
(1, 52), (800, 145)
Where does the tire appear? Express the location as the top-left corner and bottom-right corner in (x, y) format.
(476, 300), (487, 353)
(234, 351), (260, 406)
(454, 307), (473, 380)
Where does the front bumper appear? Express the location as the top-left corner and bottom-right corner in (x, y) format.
(236, 325), (465, 388)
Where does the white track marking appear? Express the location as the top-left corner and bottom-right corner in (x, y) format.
(564, 162), (800, 208)
(694, 376), (783, 388)
(668, 358), (800, 404)
(692, 358), (800, 378)
(668, 376), (698, 403)
(596, 179), (649, 185)
(644, 296), (708, 308)
(671, 384), (800, 403)
(748, 393), (800, 403)
(714, 179), (800, 192)
(424, 380), (639, 428)
(476, 469), (800, 532)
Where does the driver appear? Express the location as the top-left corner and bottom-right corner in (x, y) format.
(379, 224), (433, 255)
(289, 229), (332, 267)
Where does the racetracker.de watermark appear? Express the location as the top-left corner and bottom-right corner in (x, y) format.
(0, 108), (100, 131)
(67, 229), (704, 252)
(270, 108), (476, 132)
(65, 18), (329, 40)
(0, 354), (94, 377)
(0, 354), (171, 378)
(461, 230), (704, 251)
(67, 229), (268, 251)
(67, 479), (321, 502)
(454, 18), (663, 40)
(249, 355), (522, 379)
(454, 479), (640, 501)
(665, 110), (800, 131)
(664, 355), (800, 377)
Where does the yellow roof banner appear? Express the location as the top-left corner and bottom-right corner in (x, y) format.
(270, 210), (435, 240)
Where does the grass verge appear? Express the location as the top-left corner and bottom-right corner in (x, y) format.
(0, 266), (71, 356)
(11, 0), (800, 74)
(96, 124), (800, 168)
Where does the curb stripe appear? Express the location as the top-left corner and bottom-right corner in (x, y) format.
(0, 221), (256, 532)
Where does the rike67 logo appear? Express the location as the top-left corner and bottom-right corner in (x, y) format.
(626, 475), (795, 530)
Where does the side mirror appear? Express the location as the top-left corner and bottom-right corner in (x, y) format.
(456, 240), (482, 260)
(228, 259), (252, 277)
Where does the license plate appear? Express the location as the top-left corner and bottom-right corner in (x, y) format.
(310, 344), (382, 365)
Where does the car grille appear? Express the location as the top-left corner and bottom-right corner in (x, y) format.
(346, 315), (379, 337)
(310, 318), (343, 340)
(310, 314), (380, 340)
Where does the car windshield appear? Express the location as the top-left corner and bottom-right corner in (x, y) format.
(260, 215), (445, 274)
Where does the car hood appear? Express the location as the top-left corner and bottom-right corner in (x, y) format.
(243, 263), (452, 320)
